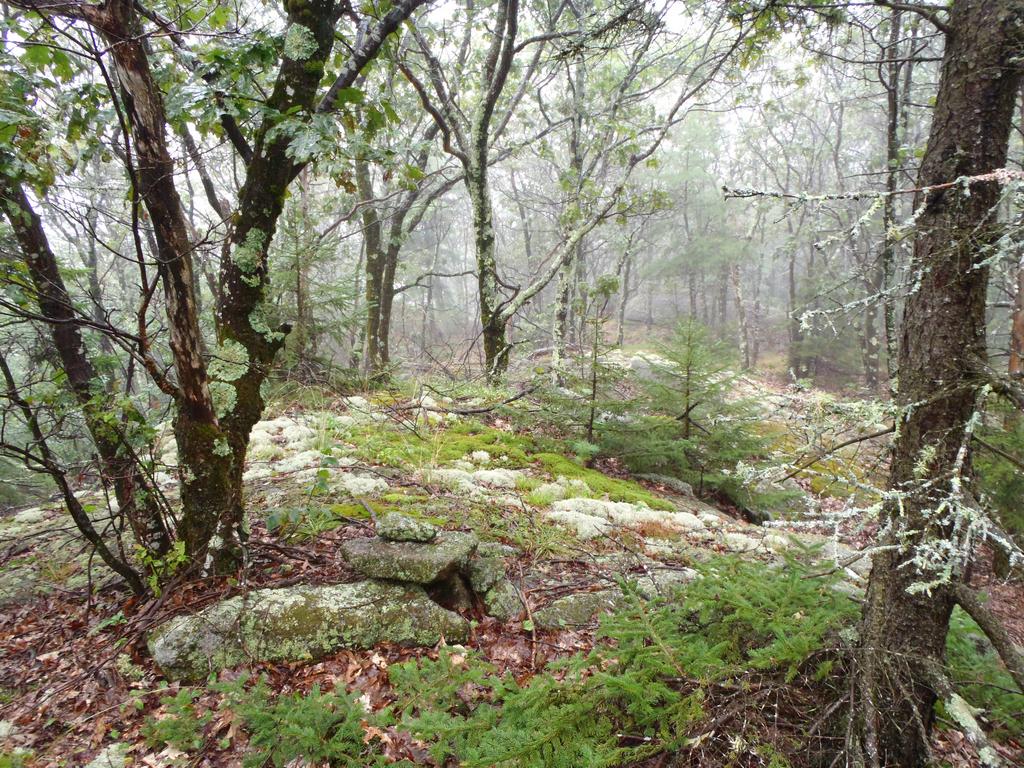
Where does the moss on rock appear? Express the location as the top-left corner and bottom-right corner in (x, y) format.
(148, 581), (468, 681)
(376, 512), (438, 543)
(339, 531), (478, 583)
(482, 580), (524, 621)
(533, 590), (627, 630)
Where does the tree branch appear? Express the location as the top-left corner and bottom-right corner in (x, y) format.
(874, 0), (950, 34)
(954, 584), (1024, 694)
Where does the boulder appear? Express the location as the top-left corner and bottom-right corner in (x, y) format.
(533, 590), (628, 630)
(637, 474), (695, 497)
(148, 581), (468, 681)
(466, 542), (511, 593)
(629, 567), (698, 599)
(545, 509), (612, 539)
(482, 580), (525, 621)
(340, 531), (478, 583)
(376, 512), (438, 543)
(85, 743), (128, 768)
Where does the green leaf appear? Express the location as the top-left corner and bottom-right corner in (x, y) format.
(331, 87), (365, 108)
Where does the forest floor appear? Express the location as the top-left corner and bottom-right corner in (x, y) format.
(0, 375), (1020, 767)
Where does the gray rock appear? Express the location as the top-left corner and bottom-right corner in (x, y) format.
(85, 743), (128, 768)
(482, 580), (524, 621)
(637, 474), (695, 497)
(628, 567), (698, 599)
(148, 581), (468, 681)
(466, 548), (508, 593)
(819, 541), (872, 580)
(428, 573), (475, 613)
(376, 512), (438, 543)
(340, 531), (478, 583)
(533, 590), (628, 630)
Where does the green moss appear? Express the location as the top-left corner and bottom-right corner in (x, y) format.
(533, 453), (675, 511)
(381, 492), (431, 504)
(341, 418), (535, 470)
(514, 475), (541, 492)
(329, 502), (370, 519)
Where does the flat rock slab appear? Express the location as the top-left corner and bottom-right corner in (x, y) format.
(148, 581), (468, 682)
(376, 512), (438, 543)
(340, 531), (478, 583)
(534, 590), (628, 629)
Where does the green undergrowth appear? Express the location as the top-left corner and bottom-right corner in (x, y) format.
(945, 607), (1024, 739)
(463, 502), (576, 558)
(531, 453), (675, 510)
(330, 412), (676, 512)
(386, 556), (858, 767)
(132, 556), (1019, 767)
(141, 676), (411, 767)
(0, 752), (32, 768)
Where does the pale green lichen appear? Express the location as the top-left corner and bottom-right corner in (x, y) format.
(209, 381), (237, 420)
(213, 438), (231, 457)
(147, 581), (469, 681)
(250, 301), (285, 343)
(209, 338), (249, 382)
(232, 229), (267, 286)
(283, 23), (318, 61)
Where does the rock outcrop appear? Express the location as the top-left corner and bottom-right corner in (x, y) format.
(376, 511), (438, 543)
(340, 530), (478, 583)
(149, 581), (469, 681)
(149, 515), (527, 678)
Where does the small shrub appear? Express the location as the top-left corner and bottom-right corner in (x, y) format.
(142, 687), (210, 751)
(389, 557), (856, 767)
(215, 676), (395, 767)
(945, 606), (1024, 739)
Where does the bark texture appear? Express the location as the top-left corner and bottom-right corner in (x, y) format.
(858, 4), (1024, 765)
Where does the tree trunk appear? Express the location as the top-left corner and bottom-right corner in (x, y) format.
(468, 156), (509, 380)
(858, 4), (1024, 764)
(1010, 253), (1024, 377)
(379, 242), (401, 368)
(870, 8), (903, 392)
(717, 265), (728, 328)
(357, 155), (387, 378)
(730, 263), (750, 369)
(786, 247), (804, 378)
(617, 251), (632, 347)
(211, 0), (338, 569)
